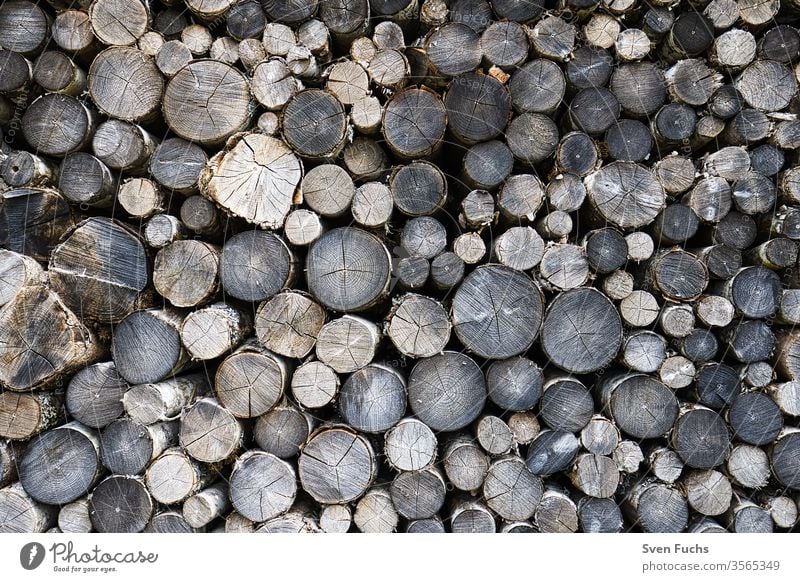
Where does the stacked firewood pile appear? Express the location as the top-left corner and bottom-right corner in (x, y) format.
(1, 0), (800, 534)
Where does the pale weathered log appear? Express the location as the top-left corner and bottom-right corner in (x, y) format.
(0, 391), (63, 441)
(0, 482), (57, 533)
(154, 240), (220, 308)
(291, 360), (339, 410)
(354, 486), (398, 533)
(179, 397), (244, 463)
(123, 373), (208, 425)
(145, 447), (213, 505)
(484, 456), (543, 520)
(253, 401), (314, 459)
(183, 482), (230, 528)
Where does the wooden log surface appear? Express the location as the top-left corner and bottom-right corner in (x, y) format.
(1, 0), (800, 536)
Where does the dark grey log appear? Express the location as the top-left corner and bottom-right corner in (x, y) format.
(540, 288), (622, 374)
(19, 423), (101, 505)
(728, 392), (782, 446)
(652, 204), (699, 246)
(49, 218), (149, 324)
(89, 475), (152, 533)
(264, 0), (318, 24)
(0, 1), (49, 56)
(401, 217), (447, 259)
(510, 59), (565, 115)
(220, 231), (294, 303)
(723, 266), (782, 318)
(694, 362), (739, 409)
(769, 430), (800, 491)
(733, 172), (776, 216)
(22, 94), (94, 157)
(382, 87), (446, 160)
(57, 153), (112, 207)
(625, 479), (689, 533)
(578, 497), (623, 533)
(406, 517), (446, 533)
(525, 429), (580, 476)
(339, 364), (406, 433)
(665, 59), (722, 107)
(610, 62), (665, 118)
(727, 501), (773, 533)
(226, 0), (265, 39)
(445, 72), (511, 144)
(535, 489), (578, 533)
(480, 21), (528, 70)
(566, 46), (613, 91)
(390, 468), (446, 520)
(180, 196), (220, 238)
(282, 89), (347, 160)
(92, 120), (157, 174)
(695, 245), (741, 280)
(100, 418), (177, 475)
(507, 112), (559, 166)
(229, 451), (296, 522)
(539, 377), (593, 433)
(424, 23), (481, 79)
(486, 357), (542, 412)
(149, 138), (208, 194)
(146, 511), (197, 533)
(460, 189), (496, 229)
(605, 119), (652, 162)
(342, 138), (388, 180)
(672, 406), (730, 469)
(431, 252), (463, 291)
(0, 391), (63, 441)
(253, 402), (314, 459)
(529, 15), (575, 60)
(66, 362), (128, 429)
(601, 373), (678, 439)
(307, 227), (391, 313)
(723, 319), (775, 364)
(554, 132), (600, 177)
(736, 60), (796, 112)
(462, 141), (513, 191)
(648, 250), (708, 301)
(0, 483), (57, 533)
(747, 238), (798, 270)
(759, 25), (800, 63)
(407, 351), (486, 431)
(298, 426), (376, 503)
(450, 0), (492, 32)
(724, 108), (771, 145)
(443, 436), (489, 492)
(123, 373), (207, 426)
(568, 87), (620, 135)
(389, 161), (447, 218)
(394, 256), (430, 290)
(452, 264), (543, 359)
(711, 210), (757, 250)
(179, 397), (243, 463)
(585, 228), (627, 274)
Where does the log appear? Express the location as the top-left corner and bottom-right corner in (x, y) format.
(179, 397), (244, 463)
(390, 468), (446, 520)
(89, 475), (152, 533)
(570, 453), (620, 499)
(339, 364), (406, 433)
(535, 489), (578, 533)
(484, 456), (543, 520)
(540, 376), (593, 433)
(352, 182), (394, 228)
(525, 429), (580, 476)
(619, 331), (666, 373)
(229, 451), (296, 522)
(154, 240), (220, 308)
(145, 447), (213, 505)
(88, 47), (163, 122)
(462, 141), (513, 191)
(298, 425), (376, 503)
(22, 95), (95, 157)
(601, 373), (678, 439)
(727, 500), (773, 533)
(443, 436), (489, 492)
(672, 406), (731, 469)
(476, 416), (513, 456)
(92, 120), (157, 173)
(624, 479), (688, 533)
(255, 291), (326, 359)
(319, 504), (352, 533)
(58, 153), (114, 207)
(306, 227), (392, 312)
(539, 244), (590, 290)
(149, 138), (207, 194)
(59, 498), (93, 533)
(146, 511), (197, 533)
(253, 401), (314, 459)
(449, 497), (495, 533)
(770, 429), (800, 490)
(100, 418), (177, 475)
(386, 293), (450, 358)
(291, 361), (339, 410)
(407, 351), (486, 431)
(486, 357), (543, 412)
(0, 391), (63, 441)
(49, 217), (149, 323)
(163, 60), (252, 146)
(401, 217), (446, 259)
(316, 315), (380, 373)
(382, 87), (446, 160)
(89, 0), (149, 46)
(578, 497), (623, 533)
(180, 196), (221, 237)
(52, 10), (95, 54)
(0, 1), (50, 56)
(66, 362), (128, 429)
(580, 416), (620, 456)
(354, 487), (398, 533)
(585, 161), (665, 229)
(0, 284), (98, 391)
(123, 373), (208, 425)
(445, 72), (511, 144)
(390, 161), (446, 216)
(0, 482), (57, 533)
(219, 231), (295, 303)
(726, 444), (770, 489)
(19, 422), (101, 505)
(251, 59), (300, 112)
(540, 288), (622, 374)
(118, 178), (166, 219)
(284, 210), (323, 246)
(113, 308), (190, 384)
(183, 483), (229, 529)
(0, 151), (56, 191)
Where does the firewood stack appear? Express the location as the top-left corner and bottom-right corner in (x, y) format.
(1, 0), (800, 534)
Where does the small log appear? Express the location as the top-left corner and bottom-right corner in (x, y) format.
(212, 340), (287, 417)
(351, 95), (382, 134)
(726, 444), (770, 489)
(484, 456), (543, 520)
(154, 240), (220, 308)
(539, 244), (590, 290)
(540, 376), (594, 433)
(0, 250), (44, 307)
(1, 150), (56, 190)
(118, 178), (166, 219)
(123, 373), (207, 425)
(660, 356), (696, 390)
(540, 288), (622, 374)
(100, 418), (177, 475)
(59, 498), (93, 533)
(672, 406), (731, 469)
(476, 416), (513, 456)
(570, 453), (620, 499)
(66, 362), (128, 430)
(407, 517), (446, 533)
(536, 211), (573, 241)
(695, 245), (741, 280)
(768, 381), (800, 417)
(284, 209), (323, 246)
(179, 397), (244, 463)
(449, 498), (495, 533)
(291, 360), (339, 410)
(146, 511), (197, 533)
(0, 482), (57, 533)
(253, 401), (314, 459)
(319, 504), (352, 533)
(19, 422), (101, 505)
(619, 331), (666, 373)
(183, 483), (230, 529)
(452, 264), (544, 359)
(0, 1), (49, 56)
(578, 497), (623, 533)
(770, 429), (800, 490)
(535, 489), (578, 533)
(255, 291), (326, 359)
(0, 391), (63, 441)
(299, 425), (376, 503)
(53, 10), (96, 54)
(49, 217), (149, 324)
(316, 315), (380, 373)
(525, 429), (580, 476)
(401, 217), (446, 259)
(0, 284), (98, 391)
(658, 304), (695, 338)
(354, 487), (398, 533)
(229, 450), (297, 522)
(694, 362), (740, 409)
(343, 139), (388, 181)
(580, 416), (621, 456)
(325, 60), (369, 104)
(683, 469), (732, 516)
(251, 58), (300, 112)
(459, 189), (495, 229)
(351, 182), (394, 228)
(180, 196), (221, 237)
(390, 468), (446, 520)
(462, 140), (513, 191)
(602, 270), (634, 301)
(58, 153), (114, 207)
(627, 233), (656, 262)
(497, 174), (544, 223)
(506, 112), (559, 166)
(145, 447), (213, 505)
(722, 266), (782, 318)
(510, 59), (565, 115)
(139, 32), (165, 57)
(555, 133), (600, 178)
(736, 60), (796, 112)
(443, 436), (489, 492)
(624, 479), (688, 533)
(724, 319), (775, 364)
(727, 500), (773, 533)
(93, 120), (157, 173)
(339, 364), (406, 433)
(149, 137), (207, 194)
(306, 227), (392, 313)
(89, 475), (153, 533)
(156, 41), (192, 76)
(452, 233), (486, 265)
